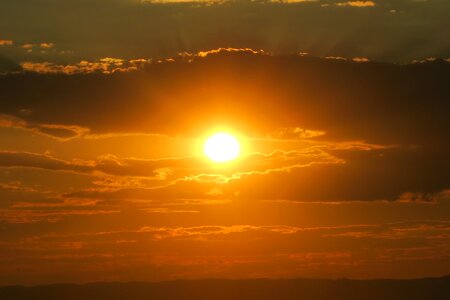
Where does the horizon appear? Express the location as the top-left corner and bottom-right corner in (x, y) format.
(2, 276), (450, 300)
(3, 274), (450, 287)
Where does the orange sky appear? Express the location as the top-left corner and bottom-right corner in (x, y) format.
(0, 49), (449, 285)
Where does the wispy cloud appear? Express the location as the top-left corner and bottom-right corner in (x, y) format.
(0, 114), (90, 141)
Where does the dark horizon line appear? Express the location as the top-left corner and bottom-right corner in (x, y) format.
(3, 274), (450, 289)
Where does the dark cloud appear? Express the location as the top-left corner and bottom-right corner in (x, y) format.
(0, 55), (21, 73)
(0, 114), (90, 140)
(0, 51), (449, 146)
(0, 52), (448, 204)
(0, 147), (335, 177)
(0, 151), (92, 173)
(225, 148), (450, 202)
(0, 0), (449, 63)
(64, 147), (450, 203)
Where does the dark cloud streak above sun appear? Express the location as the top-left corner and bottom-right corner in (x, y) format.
(1, 51), (449, 145)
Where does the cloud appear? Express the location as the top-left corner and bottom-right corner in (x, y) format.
(267, 127), (326, 139)
(1, 220), (449, 283)
(143, 0), (317, 3)
(21, 42), (55, 52)
(269, 0), (318, 3)
(1, 0), (449, 63)
(0, 147), (339, 180)
(142, 0), (224, 3)
(66, 150), (339, 201)
(0, 207), (119, 223)
(412, 57), (449, 64)
(220, 148), (450, 202)
(0, 114), (90, 141)
(196, 48), (267, 58)
(324, 56), (369, 63)
(396, 190), (450, 204)
(0, 181), (38, 193)
(19, 48), (287, 74)
(0, 52), (448, 146)
(39, 43), (54, 49)
(335, 1), (375, 7)
(0, 52), (448, 205)
(21, 44), (34, 50)
(0, 151), (93, 173)
(0, 0), (449, 285)
(0, 39), (13, 46)
(325, 56), (347, 61)
(59, 146), (449, 204)
(21, 57), (150, 74)
(352, 57), (370, 62)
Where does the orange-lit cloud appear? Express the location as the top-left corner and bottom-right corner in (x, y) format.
(0, 39), (13, 46)
(267, 127), (326, 139)
(21, 58), (151, 74)
(352, 57), (370, 62)
(1, 218), (449, 283)
(39, 42), (54, 49)
(196, 48), (267, 58)
(335, 1), (375, 7)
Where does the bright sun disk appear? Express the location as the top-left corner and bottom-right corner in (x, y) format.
(204, 133), (240, 163)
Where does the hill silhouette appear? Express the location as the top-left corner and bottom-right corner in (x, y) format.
(1, 276), (449, 300)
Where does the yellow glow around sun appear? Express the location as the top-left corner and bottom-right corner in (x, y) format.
(204, 133), (241, 163)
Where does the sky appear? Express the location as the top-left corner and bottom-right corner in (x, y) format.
(0, 0), (449, 66)
(0, 0), (449, 286)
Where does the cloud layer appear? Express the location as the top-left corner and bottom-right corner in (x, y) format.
(0, 0), (449, 64)
(0, 50), (449, 284)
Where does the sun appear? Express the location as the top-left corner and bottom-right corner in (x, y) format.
(204, 132), (241, 163)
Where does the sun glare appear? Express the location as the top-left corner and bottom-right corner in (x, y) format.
(204, 133), (241, 163)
